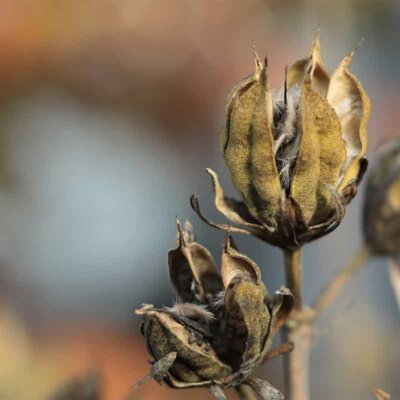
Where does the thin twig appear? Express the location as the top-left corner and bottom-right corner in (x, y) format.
(263, 342), (294, 362)
(388, 257), (400, 314)
(374, 387), (391, 400)
(312, 245), (371, 317)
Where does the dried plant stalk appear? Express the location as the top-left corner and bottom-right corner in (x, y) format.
(283, 324), (313, 400)
(282, 248), (313, 400)
(284, 249), (303, 310)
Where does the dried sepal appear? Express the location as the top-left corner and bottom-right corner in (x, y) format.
(190, 194), (261, 236)
(132, 352), (177, 388)
(168, 219), (223, 303)
(244, 377), (284, 400)
(327, 42), (370, 192)
(206, 168), (260, 227)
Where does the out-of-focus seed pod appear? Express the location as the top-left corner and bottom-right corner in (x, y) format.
(191, 32), (370, 249)
(49, 374), (101, 400)
(363, 140), (400, 256)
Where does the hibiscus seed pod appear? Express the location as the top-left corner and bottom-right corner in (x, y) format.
(134, 222), (293, 398)
(192, 32), (370, 249)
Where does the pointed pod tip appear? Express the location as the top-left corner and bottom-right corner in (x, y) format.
(252, 40), (262, 72)
(264, 55), (268, 69)
(175, 218), (185, 246)
(342, 37), (365, 67)
(313, 25), (321, 45)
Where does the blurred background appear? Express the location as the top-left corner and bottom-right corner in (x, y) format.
(0, 0), (399, 399)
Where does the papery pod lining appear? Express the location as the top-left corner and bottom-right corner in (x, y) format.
(168, 221), (222, 303)
(220, 237), (262, 288)
(327, 47), (370, 192)
(291, 78), (346, 223)
(141, 309), (232, 383)
(287, 31), (330, 96)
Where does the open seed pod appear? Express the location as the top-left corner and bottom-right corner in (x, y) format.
(191, 31), (370, 250)
(134, 221), (293, 399)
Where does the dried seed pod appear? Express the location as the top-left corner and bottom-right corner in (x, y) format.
(134, 222), (293, 398)
(192, 32), (370, 250)
(363, 140), (400, 256)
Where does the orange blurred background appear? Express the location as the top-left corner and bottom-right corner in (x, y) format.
(0, 1), (399, 399)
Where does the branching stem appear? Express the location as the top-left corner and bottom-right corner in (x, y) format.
(313, 245), (371, 316)
(281, 245), (373, 400)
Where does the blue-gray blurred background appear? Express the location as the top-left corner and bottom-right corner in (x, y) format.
(0, 1), (398, 399)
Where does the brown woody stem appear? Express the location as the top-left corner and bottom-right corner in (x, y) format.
(282, 247), (312, 400)
(313, 245), (371, 317)
(284, 248), (303, 310)
(282, 322), (313, 400)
